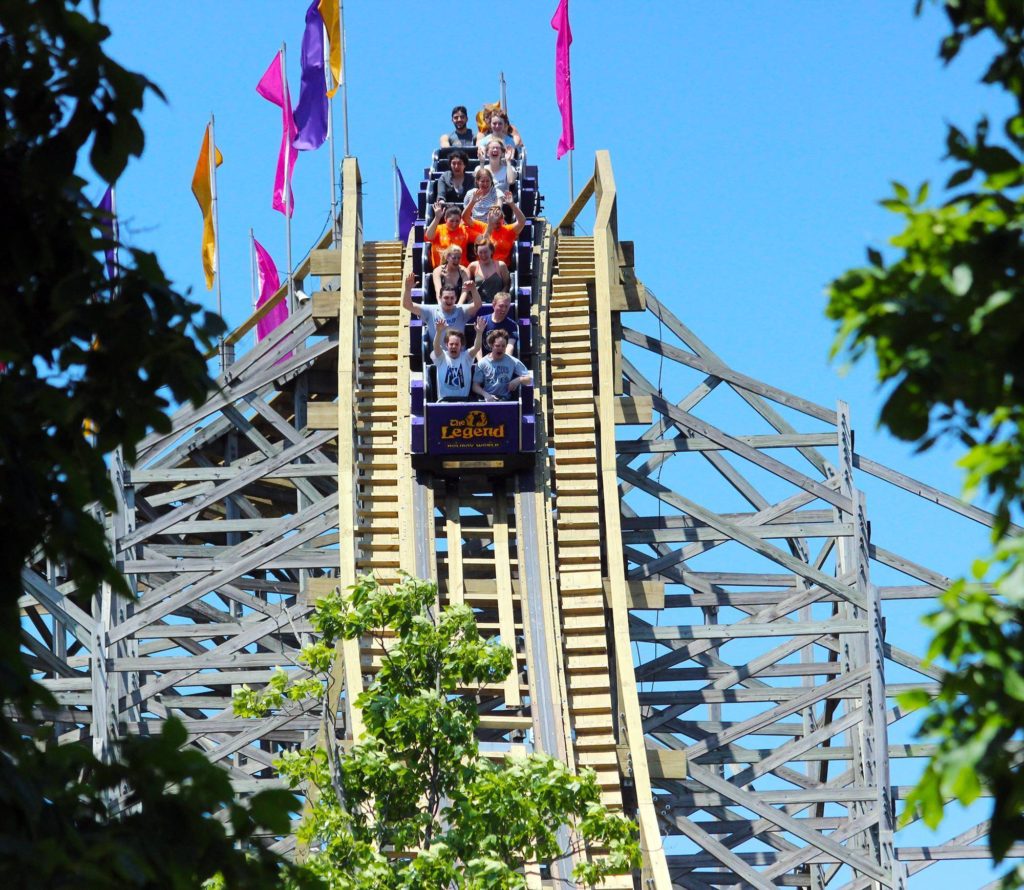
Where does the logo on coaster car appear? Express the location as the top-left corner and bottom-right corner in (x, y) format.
(440, 409), (506, 440)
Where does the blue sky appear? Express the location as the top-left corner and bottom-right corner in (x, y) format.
(98, 2), (1010, 879)
(98, 0), (1009, 549)
(98, 1), (1006, 473)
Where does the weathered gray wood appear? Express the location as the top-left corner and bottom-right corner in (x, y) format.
(120, 428), (337, 551)
(618, 432), (838, 454)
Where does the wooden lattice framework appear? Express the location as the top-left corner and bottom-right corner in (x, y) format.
(19, 151), (1020, 887)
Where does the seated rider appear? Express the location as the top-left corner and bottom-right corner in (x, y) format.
(431, 316), (484, 402)
(480, 291), (518, 356)
(472, 329), (531, 401)
(436, 149), (473, 205)
(468, 194), (525, 266)
(431, 245), (470, 301)
(424, 202), (473, 269)
(465, 237), (510, 304)
(476, 108), (522, 161)
(402, 273), (482, 353)
(440, 105), (476, 149)
(482, 137), (517, 193)
(463, 167), (505, 223)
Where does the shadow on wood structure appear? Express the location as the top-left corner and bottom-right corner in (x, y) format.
(20, 152), (1021, 888)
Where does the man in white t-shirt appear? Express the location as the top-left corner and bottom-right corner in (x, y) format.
(430, 316), (485, 402)
(472, 329), (531, 401)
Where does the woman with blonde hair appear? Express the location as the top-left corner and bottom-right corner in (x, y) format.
(462, 167), (506, 223)
(431, 245), (470, 301)
(483, 137), (517, 193)
(476, 108), (522, 160)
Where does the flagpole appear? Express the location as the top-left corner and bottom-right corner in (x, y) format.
(392, 155), (399, 240)
(110, 185), (119, 283)
(249, 228), (258, 311)
(324, 24), (339, 246)
(339, 0), (350, 157)
(280, 45), (295, 314)
(209, 112), (228, 371)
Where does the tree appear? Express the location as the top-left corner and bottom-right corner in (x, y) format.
(0, 2), (296, 884)
(826, 1), (1024, 884)
(235, 574), (642, 889)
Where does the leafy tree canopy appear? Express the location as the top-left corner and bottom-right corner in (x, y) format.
(235, 575), (641, 889)
(826, 1), (1024, 883)
(0, 3), (294, 886)
(0, 0), (224, 677)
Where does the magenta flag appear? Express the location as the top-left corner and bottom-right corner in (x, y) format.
(256, 52), (298, 216)
(293, 0), (329, 151)
(253, 237), (287, 343)
(551, 0), (574, 160)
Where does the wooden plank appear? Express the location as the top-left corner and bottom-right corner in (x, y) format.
(589, 150), (671, 890)
(616, 432), (838, 454)
(609, 394), (652, 425)
(444, 488), (464, 607)
(493, 493), (521, 707)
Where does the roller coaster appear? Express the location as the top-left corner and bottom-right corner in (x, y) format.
(20, 145), (1024, 887)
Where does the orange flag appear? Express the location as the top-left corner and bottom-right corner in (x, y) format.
(318, 0), (342, 98)
(191, 124), (223, 289)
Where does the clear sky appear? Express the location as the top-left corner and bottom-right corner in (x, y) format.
(97, 0), (1007, 480)
(98, 1), (1010, 880)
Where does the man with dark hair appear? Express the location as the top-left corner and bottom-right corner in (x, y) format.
(472, 328), (530, 402)
(440, 105), (475, 148)
(402, 272), (481, 355)
(431, 315), (484, 402)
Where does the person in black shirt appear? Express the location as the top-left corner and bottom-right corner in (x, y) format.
(436, 149), (472, 204)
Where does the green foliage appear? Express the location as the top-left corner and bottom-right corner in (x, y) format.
(0, 0), (224, 673)
(0, 2), (293, 885)
(235, 574), (641, 888)
(828, 2), (1024, 883)
(0, 712), (301, 887)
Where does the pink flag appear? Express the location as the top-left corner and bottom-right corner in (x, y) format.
(253, 237), (287, 343)
(551, 0), (574, 160)
(256, 52), (298, 216)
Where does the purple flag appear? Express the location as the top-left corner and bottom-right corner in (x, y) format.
(293, 0), (329, 151)
(97, 186), (118, 281)
(396, 165), (417, 242)
(551, 0), (575, 160)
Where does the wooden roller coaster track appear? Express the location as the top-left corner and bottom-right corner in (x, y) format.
(20, 152), (1023, 887)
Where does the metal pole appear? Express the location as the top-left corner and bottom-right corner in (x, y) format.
(209, 113), (227, 371)
(392, 155), (399, 240)
(567, 149), (575, 234)
(325, 22), (339, 246)
(249, 227), (257, 310)
(499, 71), (507, 111)
(280, 45), (295, 314)
(339, 0), (350, 157)
(110, 185), (119, 283)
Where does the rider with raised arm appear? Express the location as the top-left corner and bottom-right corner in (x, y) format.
(468, 194), (526, 266)
(424, 201), (473, 269)
(402, 272), (482, 351)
